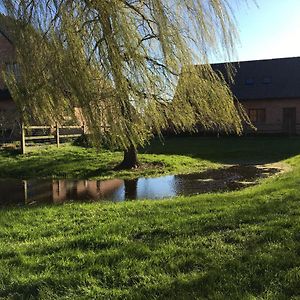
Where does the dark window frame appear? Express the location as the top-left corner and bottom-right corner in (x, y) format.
(262, 77), (272, 84)
(5, 62), (20, 79)
(245, 78), (254, 85)
(248, 108), (266, 123)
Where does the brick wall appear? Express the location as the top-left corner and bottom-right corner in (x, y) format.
(0, 32), (15, 89)
(241, 98), (300, 134)
(0, 32), (19, 139)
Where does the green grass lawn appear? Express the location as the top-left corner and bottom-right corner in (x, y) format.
(0, 141), (218, 179)
(1, 137), (300, 299)
(1, 136), (300, 179)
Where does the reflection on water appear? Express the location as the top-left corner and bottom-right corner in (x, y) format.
(0, 165), (280, 207)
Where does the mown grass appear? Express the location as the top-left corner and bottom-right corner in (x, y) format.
(1, 136), (300, 179)
(144, 136), (300, 164)
(1, 137), (300, 299)
(0, 142), (217, 179)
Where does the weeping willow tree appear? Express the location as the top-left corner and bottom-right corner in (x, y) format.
(1, 0), (249, 168)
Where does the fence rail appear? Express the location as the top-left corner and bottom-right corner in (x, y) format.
(21, 122), (85, 154)
(25, 125), (52, 129)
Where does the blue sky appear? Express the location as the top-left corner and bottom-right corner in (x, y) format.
(222, 0), (300, 63)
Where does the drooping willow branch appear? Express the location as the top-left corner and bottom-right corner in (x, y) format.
(1, 0), (250, 150)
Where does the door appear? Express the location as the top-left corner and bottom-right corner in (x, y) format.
(283, 107), (296, 135)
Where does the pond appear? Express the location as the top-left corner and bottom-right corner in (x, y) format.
(0, 165), (280, 207)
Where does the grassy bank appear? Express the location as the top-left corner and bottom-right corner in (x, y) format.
(1, 137), (300, 299)
(0, 142), (217, 179)
(1, 136), (300, 179)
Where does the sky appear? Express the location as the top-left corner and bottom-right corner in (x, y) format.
(217, 0), (300, 63)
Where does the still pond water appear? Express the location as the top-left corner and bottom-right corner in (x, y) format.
(0, 165), (279, 207)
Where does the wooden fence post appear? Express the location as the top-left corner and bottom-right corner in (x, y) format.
(21, 121), (26, 154)
(23, 180), (28, 203)
(56, 122), (60, 147)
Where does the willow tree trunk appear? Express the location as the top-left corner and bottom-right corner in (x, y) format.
(116, 144), (140, 169)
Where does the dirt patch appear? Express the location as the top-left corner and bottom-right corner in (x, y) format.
(256, 162), (292, 173)
(176, 164), (283, 193)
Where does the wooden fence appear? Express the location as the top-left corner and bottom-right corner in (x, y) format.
(21, 122), (85, 154)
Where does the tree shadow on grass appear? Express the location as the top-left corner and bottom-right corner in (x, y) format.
(142, 136), (300, 165)
(0, 148), (20, 158)
(128, 177), (300, 299)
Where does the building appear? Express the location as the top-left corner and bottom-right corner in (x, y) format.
(211, 57), (300, 135)
(0, 14), (86, 142)
(0, 14), (20, 140)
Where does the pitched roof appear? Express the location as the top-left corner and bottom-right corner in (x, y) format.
(211, 57), (300, 101)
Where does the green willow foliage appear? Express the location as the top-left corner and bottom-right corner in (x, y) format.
(2, 0), (249, 150)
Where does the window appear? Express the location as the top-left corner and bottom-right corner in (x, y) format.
(262, 77), (272, 84)
(248, 109), (266, 123)
(245, 78), (254, 85)
(5, 62), (20, 79)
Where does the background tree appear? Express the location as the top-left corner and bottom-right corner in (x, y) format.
(1, 0), (248, 168)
